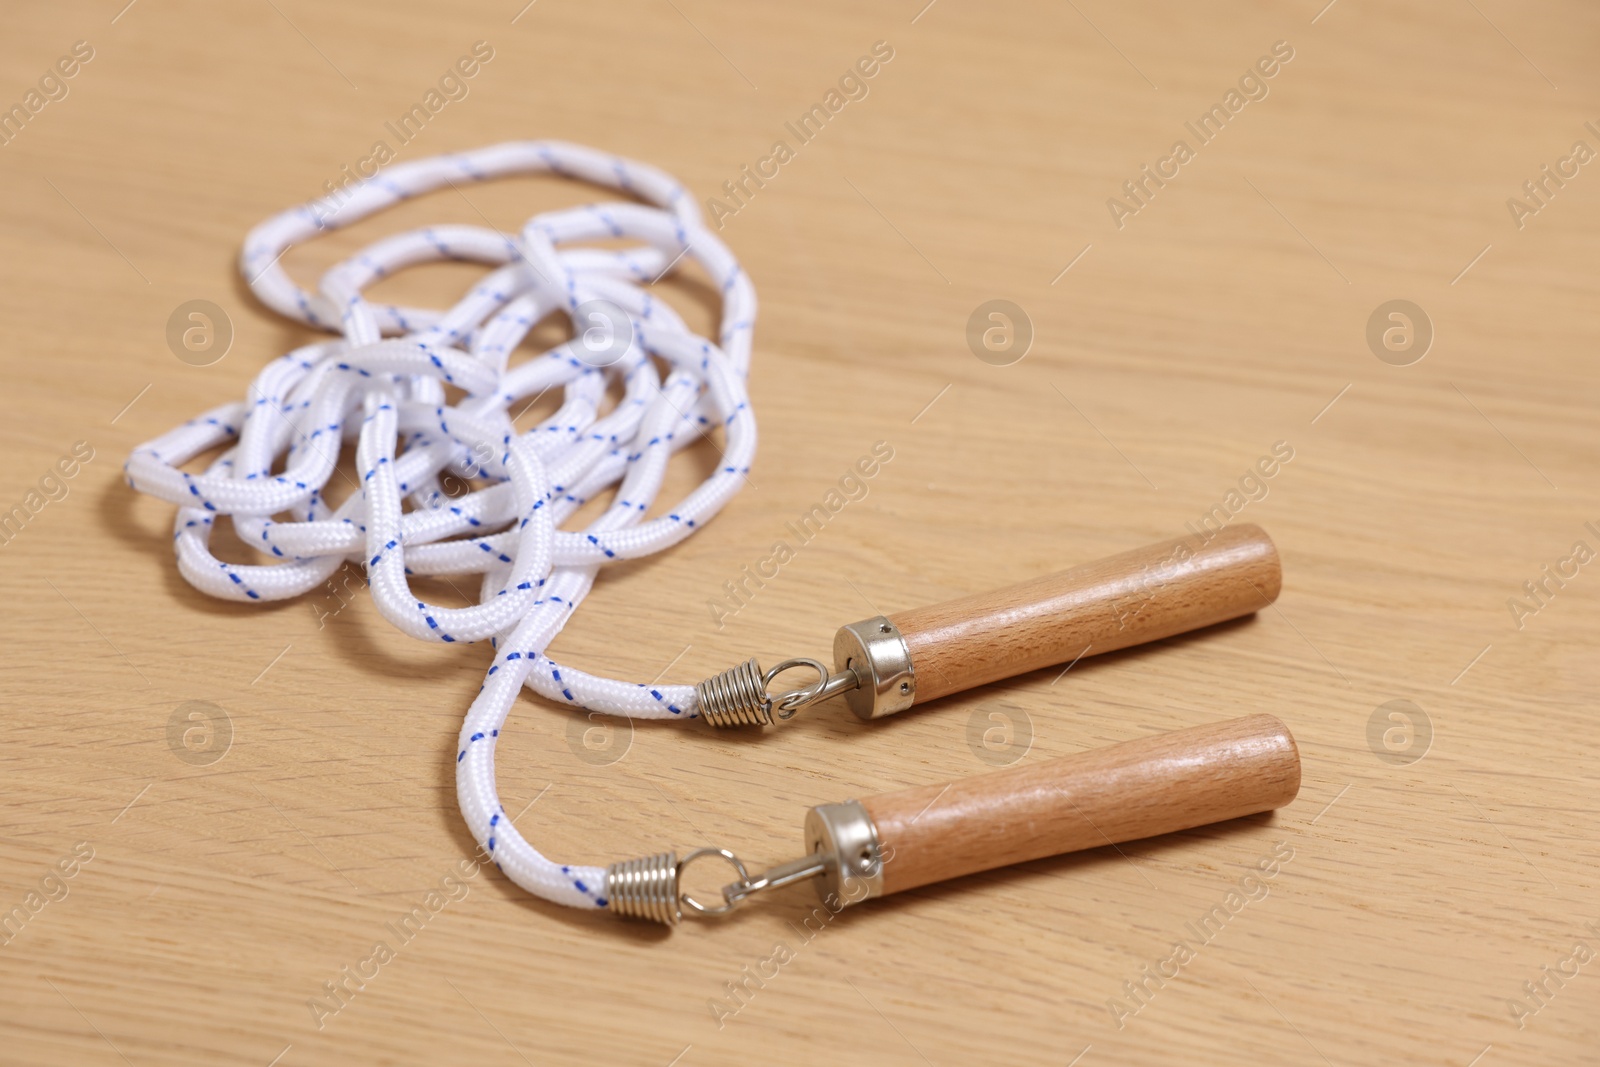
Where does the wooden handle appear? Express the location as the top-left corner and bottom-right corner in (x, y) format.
(862, 714), (1299, 895)
(888, 524), (1280, 704)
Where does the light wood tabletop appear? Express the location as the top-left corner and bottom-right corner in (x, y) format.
(2, 1), (1597, 1064)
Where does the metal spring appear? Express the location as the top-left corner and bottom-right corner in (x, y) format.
(695, 656), (773, 728)
(605, 852), (681, 925)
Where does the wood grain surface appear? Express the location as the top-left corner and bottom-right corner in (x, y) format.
(2, 1), (1598, 1065)
(865, 713), (1301, 894)
(890, 523), (1283, 702)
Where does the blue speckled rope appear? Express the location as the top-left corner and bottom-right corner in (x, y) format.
(125, 141), (756, 909)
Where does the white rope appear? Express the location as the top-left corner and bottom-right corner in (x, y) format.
(125, 141), (756, 909)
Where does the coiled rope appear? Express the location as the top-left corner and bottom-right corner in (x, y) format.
(125, 142), (756, 909)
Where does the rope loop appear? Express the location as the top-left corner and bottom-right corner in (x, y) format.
(125, 142), (757, 909)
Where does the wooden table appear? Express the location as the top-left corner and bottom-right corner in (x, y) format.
(2, 1), (1596, 1064)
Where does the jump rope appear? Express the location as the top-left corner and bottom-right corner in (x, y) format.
(126, 142), (1300, 927)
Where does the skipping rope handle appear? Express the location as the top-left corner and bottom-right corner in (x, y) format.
(696, 523), (1283, 726)
(609, 714), (1300, 924)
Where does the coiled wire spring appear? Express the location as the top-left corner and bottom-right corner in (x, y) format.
(695, 657), (774, 727)
(605, 852), (683, 924)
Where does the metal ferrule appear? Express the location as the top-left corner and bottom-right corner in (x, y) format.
(832, 615), (915, 720)
(804, 800), (885, 905)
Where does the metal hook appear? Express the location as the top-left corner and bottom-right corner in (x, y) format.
(765, 658), (861, 720)
(696, 657), (861, 727)
(720, 852), (829, 909)
(607, 845), (831, 924)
